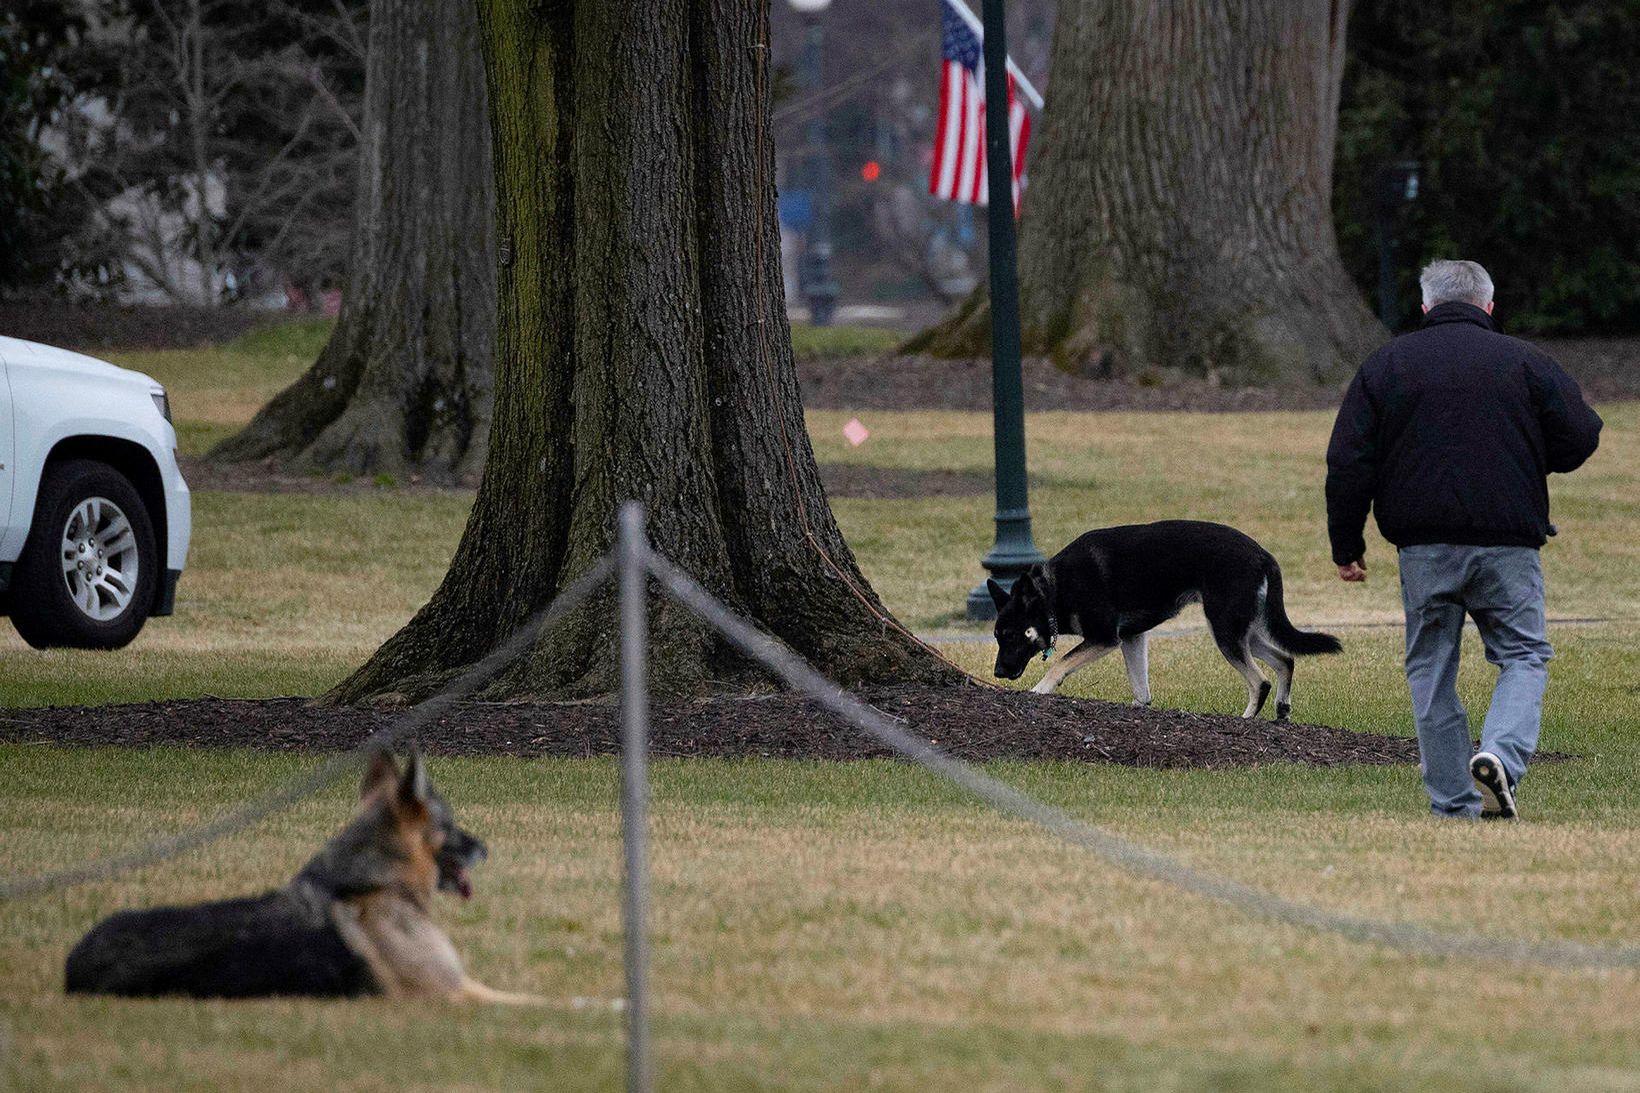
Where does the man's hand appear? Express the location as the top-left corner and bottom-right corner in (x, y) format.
(1337, 559), (1367, 583)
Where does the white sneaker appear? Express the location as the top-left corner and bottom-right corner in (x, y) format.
(1471, 751), (1518, 820)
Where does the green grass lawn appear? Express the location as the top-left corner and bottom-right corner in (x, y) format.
(5, 395), (1635, 708)
(105, 320), (897, 456)
(2, 325), (1639, 1090)
(8, 745), (1640, 1091)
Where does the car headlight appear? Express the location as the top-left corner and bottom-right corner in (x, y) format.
(151, 389), (172, 423)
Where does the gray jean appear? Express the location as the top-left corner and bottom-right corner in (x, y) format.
(1398, 544), (1553, 817)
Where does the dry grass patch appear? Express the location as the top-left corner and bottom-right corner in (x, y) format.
(936, 622), (1640, 750)
(106, 344), (314, 457)
(815, 402), (1640, 628)
(0, 490), (470, 706)
(7, 334), (1638, 1088)
(6, 750), (1640, 1090)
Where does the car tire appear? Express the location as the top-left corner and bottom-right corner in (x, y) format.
(10, 459), (159, 650)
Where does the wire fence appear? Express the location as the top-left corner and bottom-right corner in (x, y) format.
(644, 545), (1640, 973)
(5, 503), (1640, 1089)
(0, 557), (613, 902)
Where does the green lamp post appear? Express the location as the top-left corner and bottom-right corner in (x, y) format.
(965, 0), (1044, 621)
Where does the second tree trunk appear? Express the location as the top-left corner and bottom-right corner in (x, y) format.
(917, 0), (1385, 384)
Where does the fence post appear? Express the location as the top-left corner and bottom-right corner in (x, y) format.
(618, 502), (652, 1093)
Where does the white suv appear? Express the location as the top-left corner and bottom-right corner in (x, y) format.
(0, 336), (191, 648)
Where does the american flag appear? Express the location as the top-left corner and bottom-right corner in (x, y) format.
(928, 0), (1031, 213)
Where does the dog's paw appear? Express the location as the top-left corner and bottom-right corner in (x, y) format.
(1131, 699), (1151, 708)
(1274, 702), (1291, 722)
(1030, 680), (1056, 696)
(1240, 680), (1272, 719)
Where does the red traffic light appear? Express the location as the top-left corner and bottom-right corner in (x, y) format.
(861, 160), (881, 182)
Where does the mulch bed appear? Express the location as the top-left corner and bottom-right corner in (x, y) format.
(797, 340), (1640, 413)
(176, 456), (476, 495)
(819, 465), (999, 500)
(798, 353), (1350, 413)
(0, 300), (274, 351)
(0, 685), (1425, 768)
(8, 301), (1636, 412)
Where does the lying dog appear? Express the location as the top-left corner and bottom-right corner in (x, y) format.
(65, 750), (537, 1004)
(990, 520), (1341, 719)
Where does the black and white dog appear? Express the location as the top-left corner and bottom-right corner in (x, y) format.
(989, 520), (1341, 719)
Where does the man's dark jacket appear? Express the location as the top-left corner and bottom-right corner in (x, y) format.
(1325, 301), (1603, 566)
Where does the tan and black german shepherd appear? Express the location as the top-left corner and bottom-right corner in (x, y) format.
(65, 750), (539, 1004)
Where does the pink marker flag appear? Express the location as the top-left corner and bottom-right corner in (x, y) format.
(843, 418), (870, 447)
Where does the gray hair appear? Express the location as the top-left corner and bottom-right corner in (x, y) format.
(1420, 259), (1494, 309)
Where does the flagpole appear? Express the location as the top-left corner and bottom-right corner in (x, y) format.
(965, 0), (1044, 621)
(942, 0), (1043, 109)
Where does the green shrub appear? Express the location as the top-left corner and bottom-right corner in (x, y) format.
(789, 323), (902, 360)
(224, 317), (336, 359)
(1337, 1), (1640, 335)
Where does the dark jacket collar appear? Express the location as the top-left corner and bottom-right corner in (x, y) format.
(1421, 300), (1498, 331)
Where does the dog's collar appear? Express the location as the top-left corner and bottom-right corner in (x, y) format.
(1036, 568), (1059, 660)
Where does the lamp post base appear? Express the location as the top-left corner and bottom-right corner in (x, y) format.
(806, 290), (838, 327)
(964, 507), (1045, 621)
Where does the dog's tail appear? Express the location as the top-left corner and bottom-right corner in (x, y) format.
(1262, 560), (1342, 656)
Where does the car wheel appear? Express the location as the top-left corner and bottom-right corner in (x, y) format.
(10, 459), (159, 650)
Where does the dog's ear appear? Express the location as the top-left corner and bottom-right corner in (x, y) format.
(1016, 565), (1051, 606)
(360, 750), (399, 802)
(398, 749), (430, 808)
(987, 578), (1010, 611)
(1013, 571), (1037, 601)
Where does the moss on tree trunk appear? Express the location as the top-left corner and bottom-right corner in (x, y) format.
(329, 0), (955, 703)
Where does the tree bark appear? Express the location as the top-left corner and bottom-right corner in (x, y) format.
(209, 0), (494, 480)
(913, 0), (1385, 384)
(330, 0), (953, 703)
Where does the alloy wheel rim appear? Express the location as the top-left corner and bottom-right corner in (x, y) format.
(59, 496), (139, 622)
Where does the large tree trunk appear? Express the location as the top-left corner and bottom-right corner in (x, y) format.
(914, 0), (1385, 384)
(330, 0), (953, 703)
(209, 0), (494, 480)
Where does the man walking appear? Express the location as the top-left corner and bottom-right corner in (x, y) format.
(1326, 260), (1602, 819)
